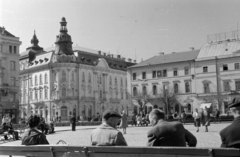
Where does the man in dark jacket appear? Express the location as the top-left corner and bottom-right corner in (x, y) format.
(70, 114), (76, 131)
(220, 97), (240, 148)
(22, 114), (49, 145)
(147, 109), (197, 147)
(91, 110), (127, 146)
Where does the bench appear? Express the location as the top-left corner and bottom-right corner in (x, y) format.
(0, 145), (239, 157)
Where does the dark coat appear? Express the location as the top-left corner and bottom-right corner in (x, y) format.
(147, 120), (197, 147)
(220, 116), (240, 148)
(91, 124), (127, 146)
(22, 128), (49, 145)
(201, 109), (210, 126)
(71, 116), (76, 124)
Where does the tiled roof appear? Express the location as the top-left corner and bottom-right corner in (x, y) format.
(130, 49), (200, 68)
(0, 27), (15, 37)
(197, 40), (240, 59)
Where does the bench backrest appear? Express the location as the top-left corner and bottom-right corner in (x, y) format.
(0, 145), (239, 157)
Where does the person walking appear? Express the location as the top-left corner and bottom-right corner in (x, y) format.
(147, 109), (197, 147)
(193, 108), (201, 132)
(120, 111), (128, 134)
(215, 109), (221, 123)
(70, 114), (76, 131)
(220, 97), (240, 148)
(201, 106), (210, 132)
(91, 110), (127, 146)
(131, 113), (137, 126)
(22, 114), (49, 145)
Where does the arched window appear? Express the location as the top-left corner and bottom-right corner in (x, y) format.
(153, 85), (157, 95)
(44, 73), (48, 84)
(62, 71), (66, 82)
(133, 87), (138, 96)
(35, 90), (38, 99)
(35, 75), (37, 85)
(82, 72), (85, 82)
(39, 74), (42, 85)
(72, 71), (74, 81)
(187, 104), (191, 113)
(174, 83), (179, 93)
(99, 75), (102, 84)
(88, 73), (91, 83)
(142, 86), (147, 96)
(62, 87), (66, 97)
(40, 89), (43, 99)
(185, 82), (190, 93)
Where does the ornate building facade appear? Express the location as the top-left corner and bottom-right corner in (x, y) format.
(19, 17), (135, 122)
(0, 26), (22, 123)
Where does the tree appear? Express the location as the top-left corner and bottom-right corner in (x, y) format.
(131, 92), (151, 115)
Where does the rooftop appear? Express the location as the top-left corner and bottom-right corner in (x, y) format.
(130, 49), (200, 68)
(0, 26), (16, 37)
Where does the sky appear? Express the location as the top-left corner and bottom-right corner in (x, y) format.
(1, 0), (240, 62)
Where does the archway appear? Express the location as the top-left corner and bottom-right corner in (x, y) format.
(82, 105), (86, 120)
(175, 103), (180, 113)
(187, 104), (191, 113)
(88, 106), (92, 118)
(61, 106), (68, 121)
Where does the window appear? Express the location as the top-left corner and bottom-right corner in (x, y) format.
(13, 46), (17, 54)
(40, 89), (42, 99)
(133, 73), (136, 80)
(62, 87), (66, 97)
(223, 81), (230, 92)
(185, 67), (189, 75)
(99, 75), (102, 84)
(30, 78), (33, 86)
(99, 90), (102, 98)
(142, 86), (147, 96)
(121, 78), (123, 86)
(115, 77), (117, 85)
(173, 69), (178, 76)
(109, 76), (112, 85)
(157, 71), (162, 77)
(126, 90), (128, 100)
(133, 87), (138, 96)
(10, 61), (16, 70)
(62, 71), (66, 82)
(39, 74), (42, 85)
(203, 66), (208, 73)
(163, 84), (169, 95)
(152, 71), (156, 78)
(163, 69), (167, 77)
(35, 76), (38, 85)
(45, 73), (48, 84)
(88, 73), (91, 83)
(121, 91), (123, 99)
(185, 82), (190, 93)
(9, 45), (12, 53)
(223, 64), (228, 71)
(204, 83), (210, 93)
(235, 63), (239, 70)
(174, 83), (179, 93)
(142, 72), (146, 79)
(10, 77), (15, 86)
(45, 89), (48, 99)
(153, 85), (157, 95)
(35, 90), (38, 100)
(30, 91), (32, 100)
(236, 81), (240, 91)
(72, 71), (74, 81)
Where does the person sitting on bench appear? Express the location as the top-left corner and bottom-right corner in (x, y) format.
(2, 122), (19, 140)
(91, 110), (127, 146)
(147, 109), (197, 147)
(22, 114), (49, 145)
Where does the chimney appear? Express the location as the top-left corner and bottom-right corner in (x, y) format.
(134, 60), (136, 63)
(117, 55), (121, 59)
(128, 58), (132, 62)
(98, 51), (101, 55)
(1, 27), (5, 34)
(189, 47), (194, 51)
(103, 53), (106, 56)
(159, 52), (164, 55)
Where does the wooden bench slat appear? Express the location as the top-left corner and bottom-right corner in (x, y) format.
(91, 153), (209, 157)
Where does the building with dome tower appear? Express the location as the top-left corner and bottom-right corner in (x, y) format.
(19, 17), (135, 122)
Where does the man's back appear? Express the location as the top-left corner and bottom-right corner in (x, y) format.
(91, 124), (127, 146)
(220, 116), (240, 148)
(147, 120), (197, 147)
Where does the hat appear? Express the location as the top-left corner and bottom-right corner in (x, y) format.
(102, 110), (121, 120)
(229, 97), (240, 108)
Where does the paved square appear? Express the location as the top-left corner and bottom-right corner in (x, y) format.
(1, 122), (231, 148)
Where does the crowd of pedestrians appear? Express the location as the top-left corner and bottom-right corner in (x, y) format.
(20, 97), (240, 149)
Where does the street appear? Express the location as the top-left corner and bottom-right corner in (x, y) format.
(1, 122), (231, 147)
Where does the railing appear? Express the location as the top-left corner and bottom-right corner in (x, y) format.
(0, 145), (239, 157)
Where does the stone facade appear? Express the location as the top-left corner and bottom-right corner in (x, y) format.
(19, 18), (135, 122)
(0, 27), (22, 123)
